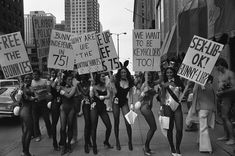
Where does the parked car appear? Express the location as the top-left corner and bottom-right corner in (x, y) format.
(0, 79), (20, 117)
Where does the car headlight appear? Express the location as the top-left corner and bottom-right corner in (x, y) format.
(13, 106), (20, 116)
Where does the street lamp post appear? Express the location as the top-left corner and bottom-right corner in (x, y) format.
(111, 32), (127, 58)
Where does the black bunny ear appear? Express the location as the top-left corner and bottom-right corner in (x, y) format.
(120, 62), (123, 68)
(123, 60), (129, 67)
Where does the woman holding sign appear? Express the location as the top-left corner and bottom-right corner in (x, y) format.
(112, 61), (134, 151)
(161, 66), (184, 156)
(90, 73), (113, 154)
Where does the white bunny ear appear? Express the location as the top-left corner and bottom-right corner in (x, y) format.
(123, 60), (129, 67)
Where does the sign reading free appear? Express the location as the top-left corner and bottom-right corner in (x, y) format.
(133, 29), (161, 71)
(177, 35), (224, 86)
(0, 32), (33, 78)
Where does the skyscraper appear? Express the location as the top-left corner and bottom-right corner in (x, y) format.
(0, 0), (24, 36)
(65, 0), (100, 34)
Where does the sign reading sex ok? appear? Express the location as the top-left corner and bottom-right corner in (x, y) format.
(133, 29), (161, 72)
(177, 35), (224, 86)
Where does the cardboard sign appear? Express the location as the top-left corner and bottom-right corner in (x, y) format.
(177, 35), (224, 86)
(71, 31), (103, 74)
(0, 32), (33, 78)
(133, 29), (161, 71)
(33, 16), (54, 58)
(96, 30), (120, 72)
(47, 30), (75, 70)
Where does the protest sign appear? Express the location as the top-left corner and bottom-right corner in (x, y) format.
(177, 35), (224, 86)
(71, 31), (103, 74)
(0, 32), (33, 78)
(33, 16), (54, 58)
(47, 30), (75, 70)
(133, 29), (161, 71)
(96, 30), (120, 72)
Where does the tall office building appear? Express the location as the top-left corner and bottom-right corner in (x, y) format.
(65, 0), (100, 34)
(87, 0), (100, 33)
(0, 0), (24, 36)
(55, 21), (66, 31)
(0, 0), (24, 78)
(133, 0), (155, 29)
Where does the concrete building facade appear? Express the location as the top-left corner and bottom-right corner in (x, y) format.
(65, 0), (100, 34)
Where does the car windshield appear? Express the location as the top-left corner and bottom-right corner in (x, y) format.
(0, 96), (13, 103)
(0, 81), (19, 87)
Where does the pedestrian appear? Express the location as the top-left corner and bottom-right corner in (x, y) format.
(90, 72), (113, 154)
(191, 75), (216, 153)
(215, 58), (235, 145)
(17, 74), (35, 156)
(161, 67), (184, 156)
(59, 72), (76, 155)
(112, 60), (134, 151)
(31, 69), (52, 142)
(48, 69), (62, 151)
(79, 74), (92, 153)
(138, 71), (157, 155)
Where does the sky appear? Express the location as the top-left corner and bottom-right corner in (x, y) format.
(24, 0), (135, 72)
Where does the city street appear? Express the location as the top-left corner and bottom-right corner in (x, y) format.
(1, 99), (234, 156)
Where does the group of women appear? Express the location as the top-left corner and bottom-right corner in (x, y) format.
(17, 58), (227, 156)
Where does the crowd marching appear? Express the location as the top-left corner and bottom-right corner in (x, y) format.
(15, 57), (235, 156)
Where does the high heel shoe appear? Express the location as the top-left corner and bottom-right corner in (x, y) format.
(67, 144), (72, 153)
(128, 142), (133, 151)
(84, 144), (89, 153)
(93, 146), (98, 155)
(60, 146), (67, 155)
(116, 141), (121, 150)
(104, 141), (114, 149)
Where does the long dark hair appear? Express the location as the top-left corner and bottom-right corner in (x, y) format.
(141, 71), (156, 88)
(115, 68), (134, 88)
(61, 72), (73, 87)
(94, 72), (107, 85)
(163, 67), (184, 90)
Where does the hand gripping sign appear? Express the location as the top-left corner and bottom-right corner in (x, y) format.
(177, 35), (224, 86)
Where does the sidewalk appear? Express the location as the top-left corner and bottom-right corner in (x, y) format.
(5, 101), (235, 156)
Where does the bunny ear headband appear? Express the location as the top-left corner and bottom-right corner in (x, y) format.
(120, 60), (129, 68)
